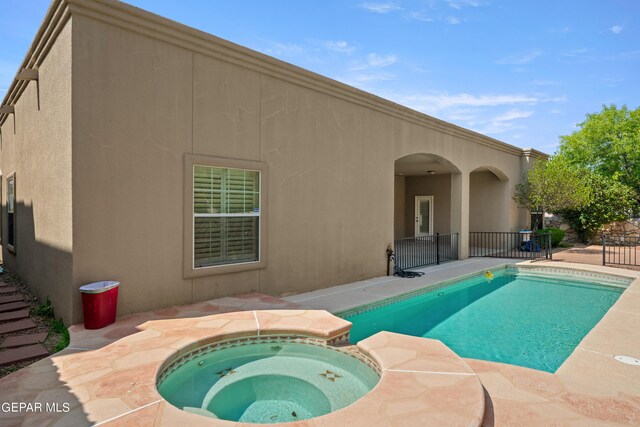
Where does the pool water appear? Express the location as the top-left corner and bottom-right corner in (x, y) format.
(157, 341), (379, 423)
(345, 268), (626, 372)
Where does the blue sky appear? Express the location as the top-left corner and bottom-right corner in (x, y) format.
(1, 0), (638, 153)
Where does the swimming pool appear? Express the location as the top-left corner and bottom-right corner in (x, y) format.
(343, 267), (628, 372)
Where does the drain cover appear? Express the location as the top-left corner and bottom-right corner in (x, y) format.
(614, 355), (640, 366)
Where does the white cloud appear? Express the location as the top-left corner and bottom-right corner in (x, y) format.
(383, 91), (564, 136)
(263, 42), (304, 57)
(492, 110), (533, 122)
(400, 92), (545, 112)
(366, 53), (397, 67)
(602, 77), (624, 87)
(561, 48), (588, 57)
(360, 2), (402, 14)
(474, 121), (525, 135)
(446, 0), (482, 9)
(446, 16), (461, 25)
(324, 41), (355, 54)
(460, 108), (530, 130)
(611, 25), (623, 34)
(465, 110), (532, 135)
(348, 72), (395, 83)
(549, 26), (570, 33)
(530, 79), (560, 86)
(607, 50), (640, 60)
(496, 50), (542, 65)
(349, 53), (397, 71)
(407, 11), (434, 22)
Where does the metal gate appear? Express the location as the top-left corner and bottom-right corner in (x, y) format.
(602, 233), (639, 267)
(469, 231), (552, 260)
(393, 233), (459, 270)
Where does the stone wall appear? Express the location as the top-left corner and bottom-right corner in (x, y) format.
(602, 218), (640, 237)
(545, 214), (581, 243)
(545, 215), (640, 244)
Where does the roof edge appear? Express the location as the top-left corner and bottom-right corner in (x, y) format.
(0, 0), (547, 159)
(0, 0), (69, 128)
(521, 148), (549, 160)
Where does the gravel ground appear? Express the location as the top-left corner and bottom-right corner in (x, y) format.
(0, 265), (68, 378)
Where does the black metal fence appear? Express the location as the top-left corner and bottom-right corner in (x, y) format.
(394, 233), (459, 270)
(602, 233), (639, 266)
(469, 231), (552, 260)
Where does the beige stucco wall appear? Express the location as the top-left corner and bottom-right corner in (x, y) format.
(469, 171), (510, 232)
(65, 11), (535, 321)
(403, 175), (452, 237)
(0, 20), (74, 322)
(394, 176), (406, 240)
(1, 1), (539, 323)
(71, 16), (193, 322)
(69, 14), (396, 321)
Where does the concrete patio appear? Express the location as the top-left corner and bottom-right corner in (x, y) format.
(0, 260), (638, 426)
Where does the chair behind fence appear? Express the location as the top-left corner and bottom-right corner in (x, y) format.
(469, 231), (552, 260)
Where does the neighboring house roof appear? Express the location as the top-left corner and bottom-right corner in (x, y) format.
(0, 0), (548, 159)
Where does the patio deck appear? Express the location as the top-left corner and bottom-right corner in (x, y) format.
(0, 260), (638, 425)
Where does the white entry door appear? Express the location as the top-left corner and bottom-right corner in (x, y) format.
(415, 196), (434, 236)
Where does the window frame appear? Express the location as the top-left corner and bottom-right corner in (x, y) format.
(6, 172), (15, 253)
(183, 154), (267, 278)
(0, 174), (2, 244)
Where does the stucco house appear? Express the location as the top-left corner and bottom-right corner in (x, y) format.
(0, 0), (545, 324)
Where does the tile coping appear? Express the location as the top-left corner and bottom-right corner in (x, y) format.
(60, 309), (485, 426)
(156, 334), (382, 387)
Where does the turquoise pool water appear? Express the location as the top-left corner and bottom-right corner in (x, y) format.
(345, 268), (626, 372)
(157, 340), (379, 423)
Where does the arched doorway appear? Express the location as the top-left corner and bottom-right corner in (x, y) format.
(469, 166), (509, 232)
(393, 153), (462, 268)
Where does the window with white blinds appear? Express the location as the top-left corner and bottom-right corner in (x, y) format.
(193, 165), (260, 268)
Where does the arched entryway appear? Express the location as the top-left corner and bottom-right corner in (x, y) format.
(393, 153), (462, 268)
(469, 166), (510, 232)
(394, 153), (461, 239)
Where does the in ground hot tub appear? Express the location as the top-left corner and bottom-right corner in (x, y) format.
(157, 336), (380, 424)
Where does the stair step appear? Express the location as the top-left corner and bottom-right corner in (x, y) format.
(0, 302), (29, 313)
(0, 309), (29, 323)
(0, 319), (37, 335)
(0, 344), (48, 366)
(0, 287), (17, 294)
(1, 333), (48, 348)
(0, 295), (23, 304)
(0, 282), (9, 287)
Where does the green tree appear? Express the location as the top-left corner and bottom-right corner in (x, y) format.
(513, 156), (591, 229)
(559, 104), (640, 204)
(560, 174), (637, 242)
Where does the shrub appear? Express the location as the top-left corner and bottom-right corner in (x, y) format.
(559, 175), (637, 242)
(34, 296), (54, 318)
(535, 228), (565, 247)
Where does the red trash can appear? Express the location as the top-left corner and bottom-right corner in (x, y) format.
(80, 281), (120, 329)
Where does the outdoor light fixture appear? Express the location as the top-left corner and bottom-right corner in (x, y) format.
(426, 170), (436, 175)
